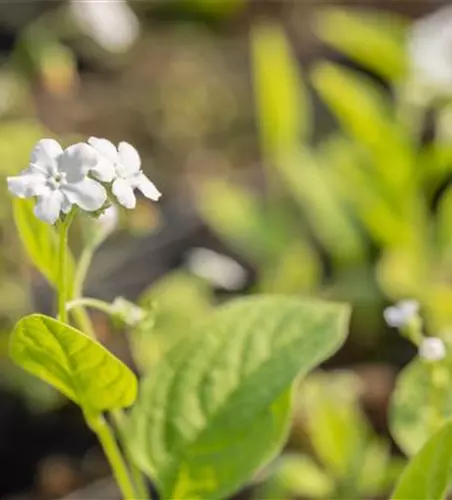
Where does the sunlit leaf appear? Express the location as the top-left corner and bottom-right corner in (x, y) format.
(391, 419), (452, 500)
(129, 296), (350, 499)
(10, 314), (137, 412)
(251, 21), (311, 160)
(13, 198), (75, 292)
(390, 359), (452, 456)
(315, 8), (408, 81)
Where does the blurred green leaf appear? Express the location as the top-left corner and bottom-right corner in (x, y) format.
(133, 271), (214, 372)
(314, 8), (408, 81)
(390, 359), (452, 457)
(265, 454), (334, 498)
(13, 198), (75, 292)
(196, 178), (291, 263)
(391, 419), (452, 500)
(129, 296), (350, 499)
(277, 149), (365, 263)
(299, 371), (368, 481)
(258, 240), (321, 294)
(10, 314), (137, 412)
(251, 21), (311, 160)
(311, 62), (412, 189)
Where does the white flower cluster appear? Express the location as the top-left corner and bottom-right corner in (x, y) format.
(7, 137), (161, 224)
(383, 300), (419, 329)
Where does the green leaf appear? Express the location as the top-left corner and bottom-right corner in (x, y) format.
(9, 314), (137, 412)
(129, 295), (350, 499)
(196, 178), (293, 264)
(391, 420), (452, 500)
(314, 8), (408, 81)
(251, 21), (311, 160)
(298, 371), (368, 479)
(390, 359), (452, 456)
(263, 454), (334, 499)
(276, 149), (365, 263)
(13, 198), (75, 292)
(311, 62), (412, 188)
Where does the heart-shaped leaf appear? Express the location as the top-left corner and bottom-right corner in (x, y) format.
(13, 198), (75, 291)
(10, 314), (137, 412)
(391, 420), (452, 500)
(129, 295), (350, 499)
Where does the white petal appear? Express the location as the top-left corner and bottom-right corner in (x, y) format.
(118, 142), (141, 175)
(62, 178), (107, 212)
(134, 173), (161, 201)
(88, 137), (119, 162)
(34, 190), (64, 224)
(59, 143), (99, 182)
(7, 172), (49, 198)
(112, 178), (136, 209)
(61, 194), (73, 214)
(90, 156), (117, 183)
(30, 139), (62, 174)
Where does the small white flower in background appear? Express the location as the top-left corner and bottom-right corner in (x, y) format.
(88, 137), (161, 209)
(185, 247), (248, 291)
(408, 6), (452, 95)
(7, 139), (106, 224)
(384, 300), (419, 328)
(419, 337), (447, 362)
(70, 0), (139, 53)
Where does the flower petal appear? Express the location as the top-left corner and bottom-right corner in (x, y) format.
(34, 190), (64, 224)
(118, 141), (141, 176)
(90, 156), (117, 183)
(112, 178), (136, 209)
(62, 178), (107, 211)
(59, 143), (99, 182)
(61, 194), (73, 214)
(134, 173), (161, 201)
(30, 139), (62, 174)
(7, 172), (49, 198)
(88, 137), (119, 162)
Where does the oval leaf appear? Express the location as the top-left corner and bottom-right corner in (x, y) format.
(13, 198), (75, 291)
(392, 420), (452, 500)
(9, 314), (137, 412)
(390, 359), (452, 456)
(129, 295), (350, 499)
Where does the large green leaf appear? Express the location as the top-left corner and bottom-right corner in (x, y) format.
(251, 21), (311, 160)
(390, 359), (452, 456)
(314, 8), (408, 81)
(129, 295), (350, 499)
(10, 314), (137, 413)
(13, 198), (75, 292)
(391, 420), (452, 500)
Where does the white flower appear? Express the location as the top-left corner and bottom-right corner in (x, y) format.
(419, 337), (446, 362)
(70, 0), (139, 53)
(384, 300), (419, 328)
(88, 137), (161, 209)
(7, 139), (107, 224)
(408, 6), (452, 94)
(111, 297), (145, 327)
(185, 247), (248, 291)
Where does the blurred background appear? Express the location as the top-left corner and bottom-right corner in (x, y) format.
(1, 0), (452, 498)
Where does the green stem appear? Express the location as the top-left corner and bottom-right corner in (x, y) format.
(57, 210), (77, 323)
(73, 244), (96, 300)
(67, 297), (114, 316)
(90, 415), (137, 500)
(111, 409), (150, 499)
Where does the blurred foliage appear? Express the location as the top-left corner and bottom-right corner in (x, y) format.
(256, 371), (405, 499)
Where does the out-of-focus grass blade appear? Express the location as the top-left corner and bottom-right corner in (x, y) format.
(314, 8), (408, 81)
(251, 21), (311, 161)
